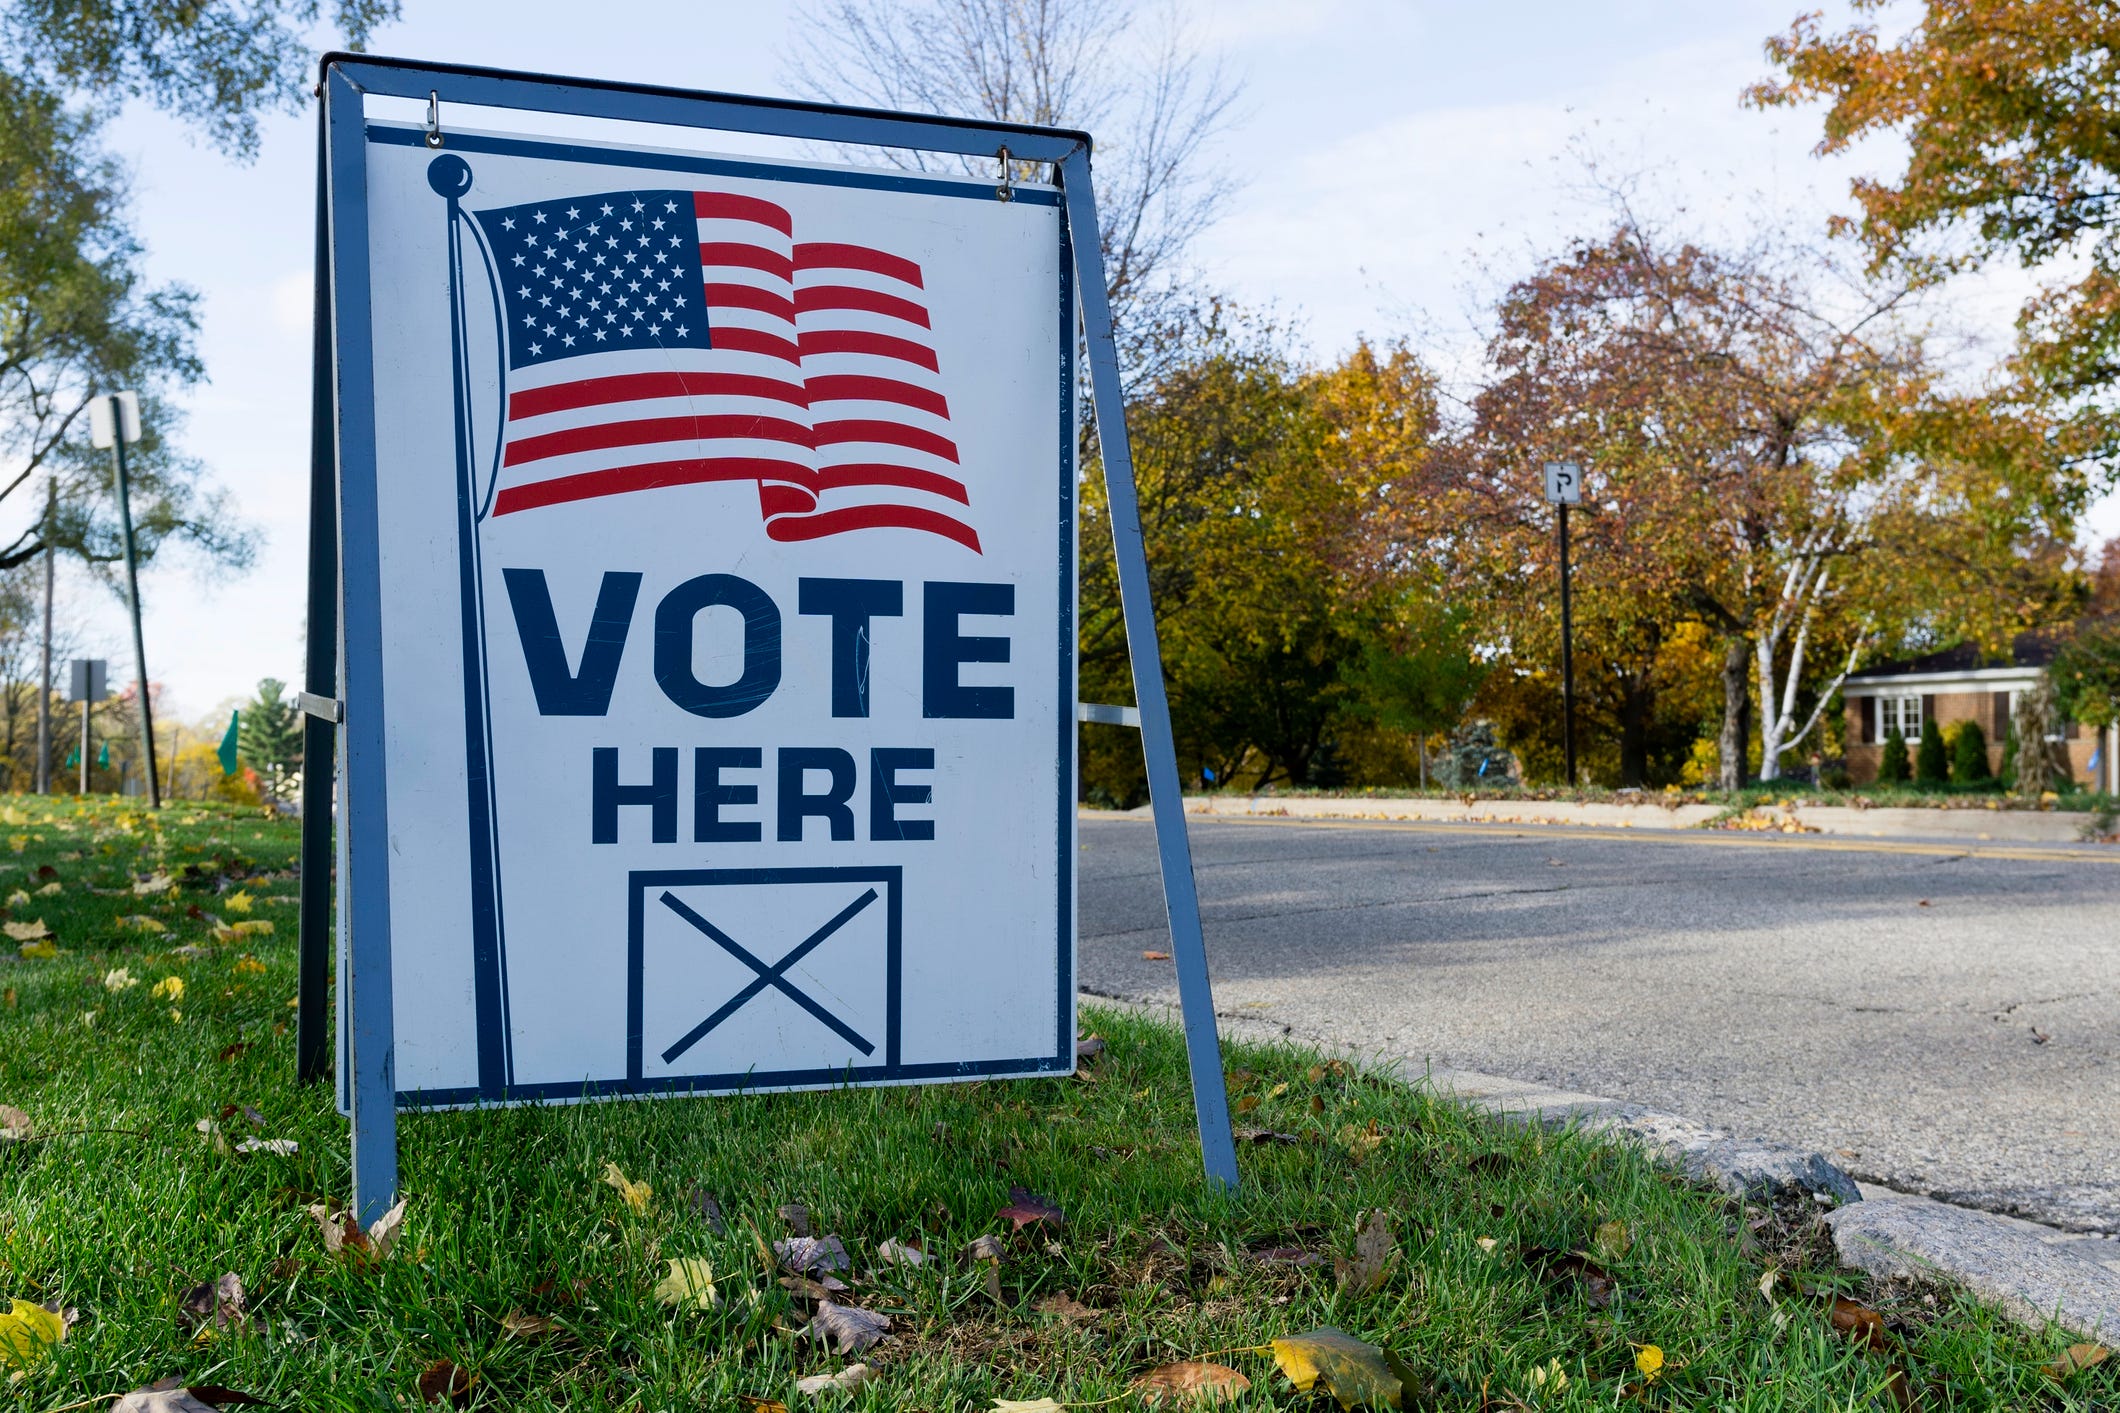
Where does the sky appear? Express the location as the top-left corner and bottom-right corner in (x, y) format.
(46, 0), (2106, 722)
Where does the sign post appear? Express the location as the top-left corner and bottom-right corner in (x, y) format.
(91, 392), (160, 808)
(1542, 461), (1581, 788)
(307, 56), (1238, 1220)
(67, 659), (108, 794)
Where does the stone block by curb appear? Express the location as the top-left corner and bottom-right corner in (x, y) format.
(1827, 1196), (2120, 1340)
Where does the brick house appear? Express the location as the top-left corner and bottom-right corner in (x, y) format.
(1840, 633), (2116, 789)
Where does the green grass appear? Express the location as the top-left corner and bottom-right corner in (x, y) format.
(0, 796), (2110, 1410)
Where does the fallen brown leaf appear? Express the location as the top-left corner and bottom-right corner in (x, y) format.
(688, 1185), (727, 1233)
(1135, 1360), (1251, 1405)
(1270, 1327), (1403, 1410)
(500, 1310), (556, 1341)
(2043, 1342), (2110, 1380)
(996, 1186), (1064, 1231)
(775, 1234), (852, 1276)
(1075, 1034), (1106, 1060)
(796, 1363), (876, 1395)
(1334, 1209), (1397, 1297)
(0, 1104), (31, 1142)
(1233, 1127), (1300, 1144)
(1141, 950), (1171, 960)
(778, 1202), (811, 1237)
(808, 1300), (890, 1354)
(963, 1233), (1007, 1263)
(418, 1358), (473, 1406)
(1529, 1248), (1617, 1307)
(178, 1272), (246, 1333)
(1034, 1292), (1100, 1323)
(1830, 1296), (1888, 1351)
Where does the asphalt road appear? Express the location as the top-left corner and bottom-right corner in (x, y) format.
(1078, 815), (2120, 1234)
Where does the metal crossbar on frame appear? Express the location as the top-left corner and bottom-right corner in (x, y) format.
(301, 55), (1238, 1221)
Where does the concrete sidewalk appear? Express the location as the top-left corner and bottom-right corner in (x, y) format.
(1157, 792), (2112, 845)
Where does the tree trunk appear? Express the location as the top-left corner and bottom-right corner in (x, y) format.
(1618, 674), (1652, 788)
(1718, 637), (1750, 791)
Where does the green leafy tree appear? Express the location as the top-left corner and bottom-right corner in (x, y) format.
(2050, 621), (2120, 729)
(1953, 718), (1991, 782)
(2, 0), (398, 156)
(237, 677), (301, 800)
(1342, 598), (1485, 790)
(1915, 723), (1949, 784)
(1879, 726), (1910, 783)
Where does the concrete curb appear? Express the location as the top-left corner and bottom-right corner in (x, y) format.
(1153, 794), (2110, 844)
(1082, 990), (2120, 1339)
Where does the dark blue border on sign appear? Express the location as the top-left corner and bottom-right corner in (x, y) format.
(343, 121), (1078, 1112)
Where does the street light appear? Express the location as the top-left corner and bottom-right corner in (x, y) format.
(89, 391), (160, 809)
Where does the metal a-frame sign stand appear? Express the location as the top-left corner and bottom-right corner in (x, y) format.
(296, 55), (1238, 1220)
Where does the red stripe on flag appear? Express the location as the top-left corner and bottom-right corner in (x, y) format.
(694, 191), (792, 235)
(493, 456), (809, 516)
(509, 371), (808, 420)
(765, 502), (981, 554)
(708, 326), (801, 364)
(795, 284), (932, 328)
(813, 418), (959, 462)
(698, 242), (795, 280)
(802, 374), (948, 417)
(797, 329), (939, 372)
(794, 242), (924, 288)
(707, 282), (797, 323)
(817, 461), (971, 504)
(504, 413), (815, 467)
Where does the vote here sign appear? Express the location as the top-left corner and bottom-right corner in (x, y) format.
(336, 123), (1075, 1106)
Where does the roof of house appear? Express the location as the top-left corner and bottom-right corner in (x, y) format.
(1846, 623), (2094, 685)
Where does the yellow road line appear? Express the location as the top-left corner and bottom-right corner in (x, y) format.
(1085, 810), (2119, 864)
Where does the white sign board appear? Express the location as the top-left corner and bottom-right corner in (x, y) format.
(335, 125), (1075, 1107)
(88, 391), (140, 450)
(1542, 461), (1581, 505)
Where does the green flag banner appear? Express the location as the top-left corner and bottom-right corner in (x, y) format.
(98, 741), (110, 770)
(65, 747), (78, 769)
(218, 710), (240, 776)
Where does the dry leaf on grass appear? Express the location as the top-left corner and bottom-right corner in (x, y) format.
(179, 1272), (246, 1334)
(795, 1363), (876, 1395)
(652, 1257), (719, 1310)
(1074, 1034), (1106, 1060)
(18, 939), (58, 959)
(1529, 1248), (1617, 1307)
(1334, 1209), (1397, 1297)
(1234, 1127), (1300, 1144)
(996, 1187), (1064, 1231)
(963, 1233), (1007, 1263)
(234, 1138), (297, 1157)
(778, 1202), (812, 1236)
(1830, 1296), (1888, 1351)
(418, 1358), (474, 1406)
(776, 1234), (852, 1276)
(602, 1162), (651, 1214)
(2043, 1342), (2109, 1380)
(0, 1297), (65, 1371)
(113, 1382), (238, 1413)
(808, 1300), (889, 1354)
(875, 1238), (926, 1267)
(737, 1398), (791, 1413)
(501, 1310), (557, 1340)
(3, 919), (49, 942)
(1034, 1292), (1100, 1323)
(1271, 1327), (1403, 1410)
(133, 873), (175, 895)
(0, 1104), (31, 1143)
(1134, 1360), (1251, 1405)
(987, 1401), (1067, 1413)
(689, 1186), (727, 1233)
(307, 1197), (408, 1263)
(1634, 1344), (1664, 1382)
(1593, 1220), (1631, 1261)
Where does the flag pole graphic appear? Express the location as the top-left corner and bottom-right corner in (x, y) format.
(429, 153), (512, 1096)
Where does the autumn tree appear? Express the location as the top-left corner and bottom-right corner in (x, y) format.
(1750, 1), (2120, 453)
(1428, 209), (2083, 787)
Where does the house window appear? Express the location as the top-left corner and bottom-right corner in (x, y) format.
(1876, 694), (1923, 743)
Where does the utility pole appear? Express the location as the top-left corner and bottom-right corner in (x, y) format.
(35, 480), (53, 794)
(92, 392), (159, 808)
(1543, 462), (1583, 788)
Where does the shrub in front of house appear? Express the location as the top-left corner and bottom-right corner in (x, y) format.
(1915, 727), (1949, 784)
(1879, 727), (1910, 783)
(1952, 719), (1991, 783)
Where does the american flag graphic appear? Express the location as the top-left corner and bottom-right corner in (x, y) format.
(469, 187), (979, 552)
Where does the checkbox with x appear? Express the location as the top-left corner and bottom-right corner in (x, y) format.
(627, 867), (902, 1084)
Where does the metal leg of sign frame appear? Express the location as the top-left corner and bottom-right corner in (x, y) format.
(297, 107), (341, 1091)
(302, 56), (1240, 1220)
(1058, 150), (1239, 1192)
